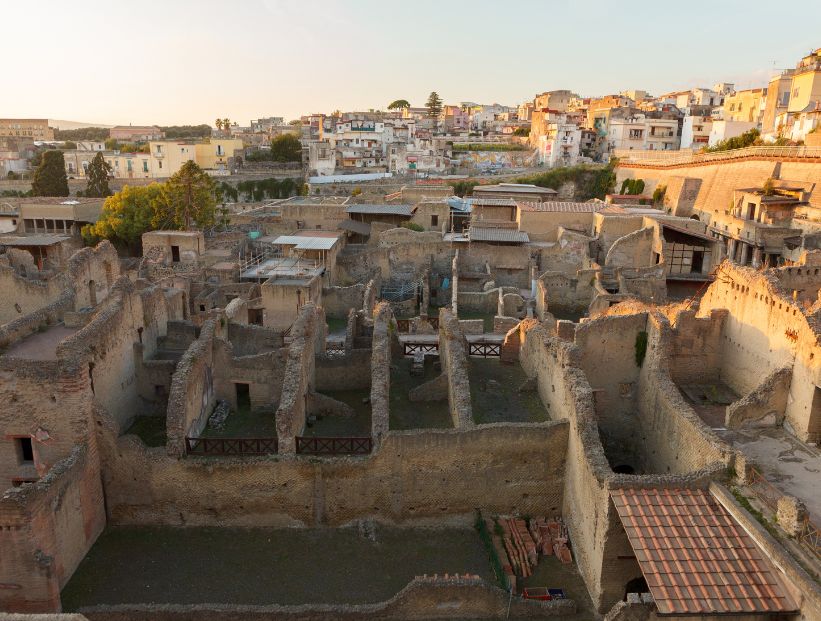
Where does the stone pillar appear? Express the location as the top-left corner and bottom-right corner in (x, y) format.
(727, 238), (736, 263)
(752, 246), (763, 269)
(739, 243), (750, 266)
(776, 496), (808, 537)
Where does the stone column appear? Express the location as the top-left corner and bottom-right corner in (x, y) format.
(727, 238), (736, 263)
(752, 246), (763, 269)
(739, 243), (750, 266)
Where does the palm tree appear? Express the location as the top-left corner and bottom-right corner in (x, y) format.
(223, 118), (232, 132)
(215, 118), (223, 131)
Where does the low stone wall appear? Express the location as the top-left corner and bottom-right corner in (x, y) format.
(0, 287), (74, 350)
(457, 319), (484, 335)
(76, 575), (575, 620)
(227, 322), (283, 356)
(102, 422), (567, 528)
(438, 309), (473, 429)
(0, 445), (105, 613)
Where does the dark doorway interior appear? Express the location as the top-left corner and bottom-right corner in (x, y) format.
(235, 383), (251, 411)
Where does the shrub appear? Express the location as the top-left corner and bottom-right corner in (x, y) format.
(400, 221), (424, 232)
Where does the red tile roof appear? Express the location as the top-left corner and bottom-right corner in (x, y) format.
(610, 488), (796, 616)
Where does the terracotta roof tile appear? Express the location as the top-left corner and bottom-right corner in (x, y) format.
(610, 488), (797, 616)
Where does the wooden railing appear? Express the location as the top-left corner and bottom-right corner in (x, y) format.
(185, 437), (277, 456)
(403, 341), (438, 356)
(295, 436), (373, 455)
(468, 341), (501, 357)
(797, 518), (820, 558)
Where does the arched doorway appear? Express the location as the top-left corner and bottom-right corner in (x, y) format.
(624, 576), (648, 600)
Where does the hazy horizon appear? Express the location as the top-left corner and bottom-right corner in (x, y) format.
(4, 0), (820, 127)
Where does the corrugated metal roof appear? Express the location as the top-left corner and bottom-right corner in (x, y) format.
(337, 219), (371, 235)
(0, 235), (70, 247)
(517, 201), (605, 213)
(345, 204), (415, 216)
(473, 183), (558, 195)
(469, 227), (529, 243)
(610, 488), (796, 616)
(271, 235), (338, 250)
(469, 197), (518, 207)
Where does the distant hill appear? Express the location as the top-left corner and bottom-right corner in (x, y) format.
(49, 119), (114, 130)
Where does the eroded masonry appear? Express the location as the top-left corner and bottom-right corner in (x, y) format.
(1, 169), (821, 621)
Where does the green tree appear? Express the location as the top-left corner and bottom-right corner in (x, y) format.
(388, 99), (411, 110)
(31, 150), (69, 197)
(61, 140), (77, 150)
(269, 133), (302, 162)
(82, 184), (164, 252)
(512, 127), (530, 137)
(153, 161), (218, 230)
(426, 92), (443, 118)
(705, 128), (760, 152)
(105, 138), (120, 150)
(84, 152), (113, 198)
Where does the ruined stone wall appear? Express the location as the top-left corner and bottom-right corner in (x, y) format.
(56, 280), (171, 433)
(166, 319), (219, 458)
(574, 314), (648, 470)
(636, 313), (735, 474)
(438, 309), (473, 429)
(227, 322), (283, 356)
(315, 350), (372, 392)
(537, 228), (592, 275)
(0, 288), (75, 350)
(322, 283), (366, 318)
(102, 421), (567, 528)
(667, 309), (725, 384)
(370, 303), (391, 445)
(0, 266), (67, 326)
(604, 227), (655, 268)
(699, 262), (821, 441)
(0, 445), (105, 613)
(518, 321), (726, 613)
(275, 305), (321, 454)
(213, 339), (285, 411)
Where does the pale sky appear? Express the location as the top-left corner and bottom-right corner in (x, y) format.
(3, 0), (820, 127)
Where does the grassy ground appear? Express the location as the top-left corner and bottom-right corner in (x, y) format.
(468, 359), (548, 424)
(123, 416), (167, 448)
(520, 554), (597, 620)
(390, 357), (453, 430)
(326, 316), (348, 336)
(303, 389), (372, 437)
(457, 310), (495, 333)
(201, 406), (277, 438)
(61, 526), (493, 609)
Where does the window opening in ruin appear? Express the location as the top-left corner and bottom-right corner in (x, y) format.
(16, 437), (34, 464)
(137, 327), (143, 344)
(200, 304), (206, 312)
(613, 464), (635, 474)
(88, 362), (95, 394)
(248, 308), (263, 325)
(431, 214), (438, 227)
(171, 245), (181, 262)
(691, 250), (704, 274)
(235, 383), (251, 412)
